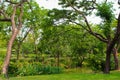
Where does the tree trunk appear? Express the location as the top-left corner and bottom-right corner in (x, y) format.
(79, 57), (84, 67)
(104, 50), (111, 73)
(57, 52), (60, 67)
(56, 52), (60, 72)
(113, 48), (119, 70)
(104, 38), (119, 73)
(2, 29), (18, 77)
(1, 1), (25, 78)
(104, 42), (111, 73)
(35, 44), (38, 61)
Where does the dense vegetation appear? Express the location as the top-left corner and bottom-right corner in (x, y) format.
(0, 0), (120, 79)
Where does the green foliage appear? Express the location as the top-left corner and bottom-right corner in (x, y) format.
(0, 48), (6, 59)
(86, 50), (115, 72)
(48, 9), (77, 22)
(41, 66), (62, 74)
(96, 2), (115, 38)
(87, 54), (105, 71)
(96, 2), (114, 22)
(0, 48), (6, 75)
(8, 62), (18, 76)
(103, 22), (112, 37)
(0, 0), (118, 77)
(58, 0), (94, 15)
(0, 60), (3, 73)
(8, 62), (63, 76)
(22, 42), (34, 54)
(17, 62), (42, 76)
(0, 32), (7, 48)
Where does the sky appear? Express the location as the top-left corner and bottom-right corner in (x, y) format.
(36, 0), (119, 10)
(36, 0), (62, 9)
(36, 0), (120, 24)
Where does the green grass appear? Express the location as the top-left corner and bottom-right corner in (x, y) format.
(2, 71), (120, 80)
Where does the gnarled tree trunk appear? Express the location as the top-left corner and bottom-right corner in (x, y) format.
(1, 1), (25, 77)
(104, 43), (111, 73)
(2, 29), (18, 77)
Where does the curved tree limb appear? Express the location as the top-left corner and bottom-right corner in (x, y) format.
(18, 4), (23, 30)
(66, 0), (108, 43)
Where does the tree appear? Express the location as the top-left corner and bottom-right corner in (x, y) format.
(57, 0), (120, 73)
(0, 0), (29, 77)
(13, 1), (43, 60)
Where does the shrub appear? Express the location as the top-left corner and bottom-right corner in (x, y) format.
(8, 61), (63, 76)
(87, 53), (115, 72)
(87, 54), (105, 71)
(17, 64), (63, 76)
(41, 66), (62, 74)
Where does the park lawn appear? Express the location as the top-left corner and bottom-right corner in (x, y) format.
(7, 71), (120, 80)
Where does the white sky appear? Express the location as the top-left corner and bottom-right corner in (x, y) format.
(36, 0), (62, 9)
(36, 0), (120, 24)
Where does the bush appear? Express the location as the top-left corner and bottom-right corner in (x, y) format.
(17, 65), (62, 76)
(8, 61), (63, 76)
(87, 54), (105, 71)
(41, 66), (62, 74)
(87, 53), (115, 72)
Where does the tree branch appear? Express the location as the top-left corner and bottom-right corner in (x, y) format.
(11, 5), (17, 31)
(0, 10), (8, 19)
(92, 32), (108, 43)
(11, 0), (26, 31)
(21, 27), (32, 42)
(66, 0), (108, 43)
(18, 4), (23, 30)
(0, 9), (10, 21)
(6, 0), (18, 4)
(66, 0), (93, 32)
(0, 18), (11, 21)
(68, 19), (89, 32)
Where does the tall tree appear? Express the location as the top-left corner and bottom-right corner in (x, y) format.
(0, 0), (29, 77)
(57, 0), (120, 73)
(14, 1), (43, 60)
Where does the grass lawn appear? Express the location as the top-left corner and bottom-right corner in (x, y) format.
(3, 71), (120, 80)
